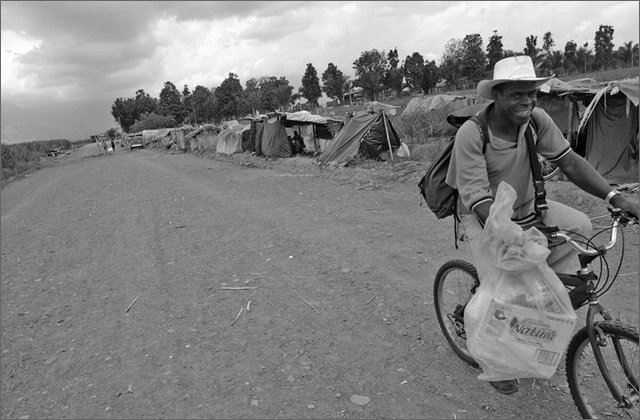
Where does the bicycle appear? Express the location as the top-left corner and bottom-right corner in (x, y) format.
(433, 207), (639, 419)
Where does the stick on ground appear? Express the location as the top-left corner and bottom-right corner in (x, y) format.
(125, 297), (138, 313)
(231, 307), (244, 326)
(303, 299), (320, 313)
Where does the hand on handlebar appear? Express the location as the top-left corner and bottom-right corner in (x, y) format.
(610, 194), (639, 220)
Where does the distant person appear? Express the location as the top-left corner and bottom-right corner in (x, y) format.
(111, 139), (116, 152)
(292, 131), (305, 155)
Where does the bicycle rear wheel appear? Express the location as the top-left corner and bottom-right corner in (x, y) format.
(433, 259), (480, 368)
(566, 321), (639, 419)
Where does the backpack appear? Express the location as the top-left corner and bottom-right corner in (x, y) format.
(418, 107), (490, 220)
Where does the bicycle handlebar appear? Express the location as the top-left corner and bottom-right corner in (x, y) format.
(539, 208), (638, 257)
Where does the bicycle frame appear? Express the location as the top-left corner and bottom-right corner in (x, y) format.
(555, 231), (638, 410)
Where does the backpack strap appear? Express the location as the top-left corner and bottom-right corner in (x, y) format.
(469, 103), (492, 154)
(524, 116), (548, 215)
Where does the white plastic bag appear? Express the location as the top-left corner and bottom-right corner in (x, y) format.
(464, 181), (577, 381)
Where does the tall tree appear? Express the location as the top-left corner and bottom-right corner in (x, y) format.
(524, 35), (539, 62)
(182, 84), (193, 124)
(274, 84), (294, 111)
(158, 81), (184, 124)
(256, 76), (292, 112)
(576, 43), (594, 73)
(352, 49), (387, 101)
(540, 32), (556, 76)
(243, 78), (263, 115)
(300, 63), (322, 108)
(594, 24), (615, 71)
(460, 33), (486, 85)
(321, 63), (346, 104)
(403, 52), (425, 92)
(440, 39), (464, 90)
(216, 73), (243, 120)
(383, 47), (404, 97)
(563, 41), (578, 75)
(420, 60), (439, 94)
(134, 89), (157, 117)
(615, 41), (639, 68)
(191, 85), (215, 124)
(486, 30), (504, 72)
(111, 97), (137, 133)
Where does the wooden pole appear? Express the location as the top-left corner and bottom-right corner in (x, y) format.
(382, 113), (394, 161)
(312, 124), (319, 152)
(566, 100), (575, 145)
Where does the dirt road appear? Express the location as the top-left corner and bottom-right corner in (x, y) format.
(1, 144), (637, 419)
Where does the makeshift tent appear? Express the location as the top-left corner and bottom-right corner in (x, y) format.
(577, 78), (638, 183)
(216, 124), (251, 155)
(362, 101), (402, 116)
(316, 110), (401, 164)
(283, 110), (343, 153)
(244, 115), (292, 158)
(402, 94), (489, 117)
(185, 124), (220, 151)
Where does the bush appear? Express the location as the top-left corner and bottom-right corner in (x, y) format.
(1, 139), (72, 182)
(394, 109), (457, 145)
(130, 113), (176, 133)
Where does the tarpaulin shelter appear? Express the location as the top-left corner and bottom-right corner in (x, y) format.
(185, 124), (220, 151)
(242, 111), (343, 157)
(245, 114), (292, 158)
(402, 94), (489, 117)
(283, 110), (343, 153)
(216, 124), (251, 155)
(574, 78), (639, 183)
(316, 109), (401, 164)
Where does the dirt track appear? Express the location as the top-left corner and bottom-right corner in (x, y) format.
(1, 144), (638, 419)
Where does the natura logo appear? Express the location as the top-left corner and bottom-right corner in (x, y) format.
(509, 316), (557, 342)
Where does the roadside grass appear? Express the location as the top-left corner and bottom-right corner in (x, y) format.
(1, 139), (73, 186)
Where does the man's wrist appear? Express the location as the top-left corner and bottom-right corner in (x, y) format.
(605, 190), (621, 205)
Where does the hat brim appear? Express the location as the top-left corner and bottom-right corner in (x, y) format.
(477, 75), (554, 99)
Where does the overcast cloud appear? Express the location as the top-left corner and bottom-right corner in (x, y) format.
(1, 1), (638, 143)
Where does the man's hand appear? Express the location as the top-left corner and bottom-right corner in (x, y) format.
(610, 194), (640, 220)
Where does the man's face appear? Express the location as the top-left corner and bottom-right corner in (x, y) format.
(493, 81), (539, 125)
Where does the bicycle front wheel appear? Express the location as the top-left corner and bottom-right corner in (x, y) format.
(566, 321), (639, 419)
(433, 259), (480, 368)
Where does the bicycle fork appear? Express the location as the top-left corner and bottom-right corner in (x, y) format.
(585, 298), (639, 409)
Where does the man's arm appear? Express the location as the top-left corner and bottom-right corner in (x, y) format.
(555, 150), (639, 218)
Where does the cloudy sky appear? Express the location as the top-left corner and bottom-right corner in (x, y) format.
(1, 1), (638, 143)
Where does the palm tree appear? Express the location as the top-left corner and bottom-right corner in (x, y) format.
(616, 41), (638, 68)
(274, 85), (293, 112)
(245, 90), (263, 116)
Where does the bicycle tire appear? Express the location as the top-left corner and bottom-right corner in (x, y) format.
(539, 154), (561, 181)
(566, 321), (639, 419)
(433, 259), (480, 368)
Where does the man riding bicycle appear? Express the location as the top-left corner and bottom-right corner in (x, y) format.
(444, 55), (640, 395)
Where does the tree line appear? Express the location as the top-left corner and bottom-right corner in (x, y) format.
(111, 24), (638, 133)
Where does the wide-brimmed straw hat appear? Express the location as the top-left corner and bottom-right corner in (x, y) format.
(477, 55), (554, 99)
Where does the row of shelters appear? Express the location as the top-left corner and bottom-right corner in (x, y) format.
(125, 79), (638, 184)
